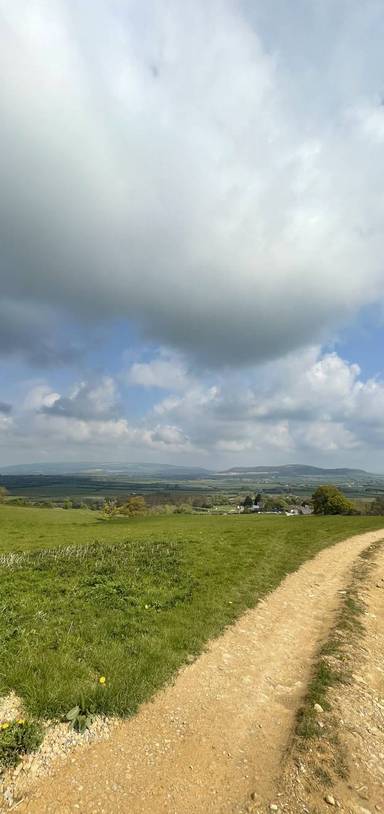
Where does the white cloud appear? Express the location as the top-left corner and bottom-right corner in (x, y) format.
(30, 411), (192, 453)
(141, 424), (193, 452)
(215, 439), (253, 453)
(42, 377), (119, 419)
(32, 413), (131, 444)
(154, 385), (219, 417)
(353, 104), (384, 143)
(2, 348), (384, 467)
(147, 348), (384, 463)
(0, 414), (13, 433)
(294, 421), (358, 453)
(1, 1), (384, 365)
(9, 374), (193, 456)
(127, 354), (189, 390)
(24, 384), (60, 411)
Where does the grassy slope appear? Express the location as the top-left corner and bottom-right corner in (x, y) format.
(1, 506), (383, 720)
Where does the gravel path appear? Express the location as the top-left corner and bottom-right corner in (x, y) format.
(15, 529), (384, 814)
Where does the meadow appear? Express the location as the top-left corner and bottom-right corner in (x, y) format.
(1, 505), (383, 721)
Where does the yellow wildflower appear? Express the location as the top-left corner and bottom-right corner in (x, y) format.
(1, 722), (10, 730)
(17, 719), (26, 725)
(98, 676), (106, 685)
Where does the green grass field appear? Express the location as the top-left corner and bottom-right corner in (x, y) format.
(1, 505), (383, 721)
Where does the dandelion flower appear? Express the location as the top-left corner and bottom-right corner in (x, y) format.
(1, 722), (10, 730)
(16, 719), (26, 725)
(98, 676), (106, 685)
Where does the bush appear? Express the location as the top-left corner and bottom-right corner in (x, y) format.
(174, 502), (193, 514)
(102, 499), (118, 518)
(369, 496), (384, 515)
(149, 503), (175, 515)
(118, 496), (146, 516)
(7, 497), (29, 506)
(192, 496), (213, 509)
(261, 495), (289, 512)
(312, 485), (355, 515)
(0, 719), (42, 770)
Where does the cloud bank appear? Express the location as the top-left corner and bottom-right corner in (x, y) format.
(1, 0), (384, 366)
(2, 349), (384, 469)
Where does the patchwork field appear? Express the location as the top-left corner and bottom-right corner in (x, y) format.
(1, 505), (383, 722)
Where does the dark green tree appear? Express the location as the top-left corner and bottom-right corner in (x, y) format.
(312, 484), (354, 515)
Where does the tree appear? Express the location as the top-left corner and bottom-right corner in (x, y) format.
(369, 495), (384, 515)
(102, 499), (118, 518)
(174, 502), (193, 514)
(261, 495), (288, 512)
(243, 495), (254, 509)
(192, 496), (213, 509)
(312, 484), (355, 515)
(118, 496), (146, 517)
(0, 486), (8, 503)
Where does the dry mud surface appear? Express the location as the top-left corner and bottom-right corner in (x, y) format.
(4, 529), (384, 814)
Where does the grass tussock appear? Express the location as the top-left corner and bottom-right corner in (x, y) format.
(0, 720), (42, 771)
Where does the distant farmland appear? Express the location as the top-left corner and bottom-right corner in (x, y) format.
(1, 469), (384, 500)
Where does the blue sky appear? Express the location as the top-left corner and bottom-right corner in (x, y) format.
(1, 0), (384, 470)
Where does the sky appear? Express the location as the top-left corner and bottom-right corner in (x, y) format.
(1, 0), (384, 471)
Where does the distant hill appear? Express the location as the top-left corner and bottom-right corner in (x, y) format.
(218, 464), (381, 479)
(0, 461), (212, 479)
(0, 461), (381, 478)
(1, 461), (384, 500)
(1, 461), (383, 483)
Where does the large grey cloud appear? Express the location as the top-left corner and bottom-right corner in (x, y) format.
(1, 0), (384, 366)
(0, 299), (82, 365)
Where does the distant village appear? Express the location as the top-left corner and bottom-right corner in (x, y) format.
(237, 495), (313, 516)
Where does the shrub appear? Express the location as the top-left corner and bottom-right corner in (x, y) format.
(118, 496), (146, 516)
(369, 496), (384, 515)
(312, 484), (355, 515)
(102, 498), (118, 518)
(261, 495), (289, 512)
(174, 502), (193, 514)
(0, 720), (42, 770)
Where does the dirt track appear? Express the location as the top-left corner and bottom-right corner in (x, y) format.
(279, 541), (384, 813)
(17, 529), (384, 814)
